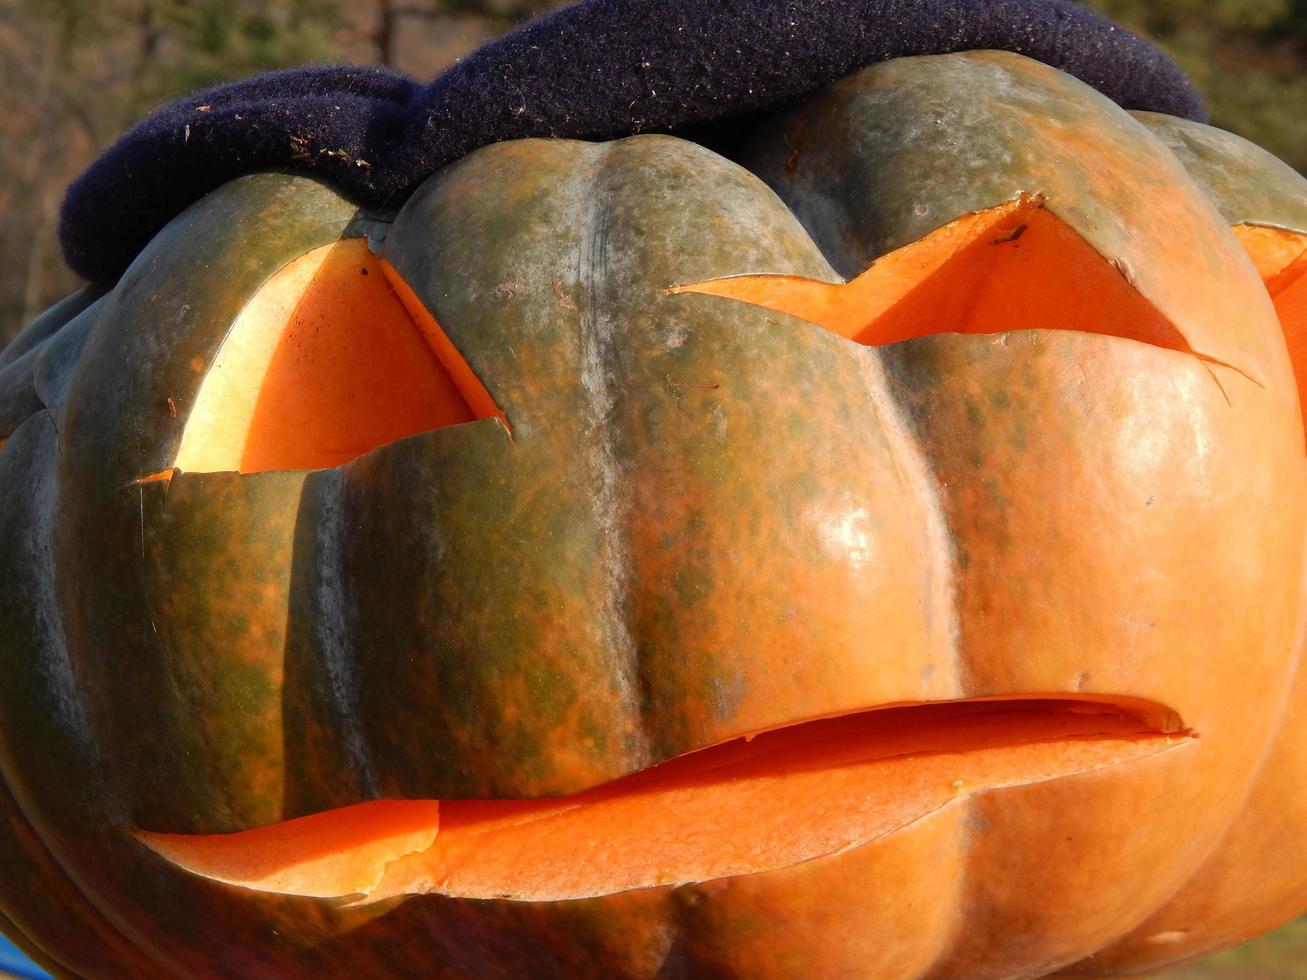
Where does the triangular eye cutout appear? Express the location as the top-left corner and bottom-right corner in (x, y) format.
(1234, 224), (1307, 422)
(1234, 225), (1307, 287)
(175, 239), (503, 474)
(675, 197), (1195, 356)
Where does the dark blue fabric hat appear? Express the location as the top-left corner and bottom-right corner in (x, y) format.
(59, 0), (1204, 283)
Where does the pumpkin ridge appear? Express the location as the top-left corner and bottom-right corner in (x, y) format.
(0, 352), (43, 446)
(1, 301), (101, 465)
(0, 287), (103, 373)
(573, 139), (650, 767)
(0, 785), (163, 980)
(284, 464), (382, 812)
(0, 414), (189, 979)
(847, 347), (964, 691)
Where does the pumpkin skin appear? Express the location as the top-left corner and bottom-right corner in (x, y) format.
(1060, 113), (1307, 978)
(0, 49), (1304, 979)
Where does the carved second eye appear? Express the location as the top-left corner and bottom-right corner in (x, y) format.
(175, 238), (502, 475)
(1235, 223), (1307, 413)
(677, 197), (1206, 360)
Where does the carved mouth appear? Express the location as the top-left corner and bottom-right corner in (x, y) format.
(139, 695), (1191, 904)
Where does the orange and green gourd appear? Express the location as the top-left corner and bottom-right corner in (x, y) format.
(1, 51), (1306, 978)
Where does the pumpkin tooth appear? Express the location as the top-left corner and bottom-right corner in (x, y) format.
(136, 800), (441, 900)
(139, 696), (1190, 904)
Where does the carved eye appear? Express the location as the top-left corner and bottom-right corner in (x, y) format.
(174, 238), (502, 474)
(677, 196), (1226, 368)
(1234, 224), (1307, 404)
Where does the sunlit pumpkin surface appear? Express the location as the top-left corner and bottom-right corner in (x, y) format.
(144, 195), (1214, 907)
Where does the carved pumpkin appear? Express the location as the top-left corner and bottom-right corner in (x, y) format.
(1, 51), (1305, 978)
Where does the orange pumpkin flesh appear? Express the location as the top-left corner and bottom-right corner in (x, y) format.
(1235, 226), (1307, 412)
(675, 197), (1201, 363)
(1235, 224), (1307, 282)
(176, 238), (503, 475)
(140, 696), (1188, 902)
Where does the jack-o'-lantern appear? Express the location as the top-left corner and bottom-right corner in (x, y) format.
(0, 51), (1305, 979)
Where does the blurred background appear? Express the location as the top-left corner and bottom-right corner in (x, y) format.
(1, 0), (1304, 346)
(0, 1), (1304, 977)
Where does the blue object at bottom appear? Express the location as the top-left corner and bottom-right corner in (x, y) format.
(0, 934), (50, 980)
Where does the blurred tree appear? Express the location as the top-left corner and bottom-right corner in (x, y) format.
(0, 0), (345, 341)
(365, 0), (558, 66)
(1082, 0), (1307, 177)
(1275, 0), (1307, 41)
(0, 0), (571, 343)
(129, 0), (340, 106)
(1, 0), (1302, 345)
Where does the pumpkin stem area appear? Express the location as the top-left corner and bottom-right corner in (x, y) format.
(173, 238), (503, 474)
(675, 197), (1195, 355)
(138, 695), (1190, 904)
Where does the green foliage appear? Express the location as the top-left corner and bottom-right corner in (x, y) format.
(1274, 0), (1307, 40)
(1091, 0), (1292, 33)
(122, 1), (342, 115)
(1156, 915), (1307, 977)
(1083, 0), (1307, 174)
(1, 0), (1303, 346)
